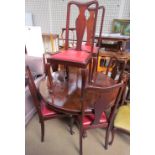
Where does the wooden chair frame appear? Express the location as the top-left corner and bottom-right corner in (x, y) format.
(78, 82), (124, 154)
(85, 6), (106, 80)
(47, 0), (99, 97)
(26, 66), (66, 142)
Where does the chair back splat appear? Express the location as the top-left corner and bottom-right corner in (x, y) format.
(82, 82), (123, 126)
(86, 6), (105, 47)
(65, 1), (99, 52)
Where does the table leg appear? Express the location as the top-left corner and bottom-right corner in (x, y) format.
(81, 68), (86, 97)
(88, 60), (92, 83)
(91, 57), (97, 82)
(65, 65), (69, 80)
(51, 64), (58, 72)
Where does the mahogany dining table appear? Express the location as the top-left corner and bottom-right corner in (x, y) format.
(38, 71), (117, 115)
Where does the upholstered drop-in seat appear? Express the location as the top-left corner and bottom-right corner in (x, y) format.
(82, 112), (107, 126)
(41, 100), (57, 118)
(114, 105), (130, 132)
(50, 50), (91, 64)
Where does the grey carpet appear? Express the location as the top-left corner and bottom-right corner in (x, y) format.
(26, 114), (130, 155)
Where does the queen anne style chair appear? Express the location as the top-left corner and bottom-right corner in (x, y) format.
(106, 57), (127, 81)
(106, 72), (130, 147)
(26, 66), (66, 142)
(47, 0), (99, 97)
(77, 81), (124, 154)
(109, 102), (130, 146)
(43, 54), (76, 134)
(95, 56), (127, 84)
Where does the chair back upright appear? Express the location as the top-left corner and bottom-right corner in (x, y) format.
(86, 6), (105, 47)
(65, 0), (99, 52)
(82, 82), (124, 125)
(26, 66), (42, 119)
(104, 56), (127, 81)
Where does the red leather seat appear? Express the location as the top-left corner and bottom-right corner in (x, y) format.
(82, 112), (107, 126)
(50, 50), (91, 64)
(41, 100), (57, 117)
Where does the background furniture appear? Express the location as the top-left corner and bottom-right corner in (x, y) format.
(42, 33), (59, 53)
(109, 102), (130, 146)
(96, 19), (130, 51)
(95, 33), (130, 51)
(97, 50), (129, 72)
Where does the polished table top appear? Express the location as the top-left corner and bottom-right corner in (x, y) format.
(39, 71), (116, 114)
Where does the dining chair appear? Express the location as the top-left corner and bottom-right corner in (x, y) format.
(77, 81), (124, 154)
(81, 6), (105, 80)
(94, 71), (130, 149)
(106, 57), (127, 81)
(125, 60), (130, 100)
(43, 54), (75, 134)
(47, 0), (99, 97)
(108, 102), (130, 146)
(96, 56), (127, 84)
(26, 66), (65, 142)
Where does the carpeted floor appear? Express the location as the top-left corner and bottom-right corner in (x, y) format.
(25, 114), (130, 155)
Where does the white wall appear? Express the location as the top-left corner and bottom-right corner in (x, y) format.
(25, 0), (50, 33)
(25, 0), (130, 34)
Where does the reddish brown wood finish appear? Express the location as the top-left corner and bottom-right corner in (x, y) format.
(95, 35), (130, 52)
(26, 66), (66, 142)
(86, 6), (105, 48)
(38, 69), (124, 155)
(106, 56), (127, 82)
(79, 82), (124, 152)
(65, 1), (98, 51)
(99, 50), (130, 60)
(39, 72), (117, 111)
(47, 1), (99, 97)
(43, 52), (60, 73)
(84, 6), (105, 80)
(108, 72), (130, 147)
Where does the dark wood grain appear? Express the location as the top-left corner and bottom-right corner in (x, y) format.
(39, 71), (117, 114)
